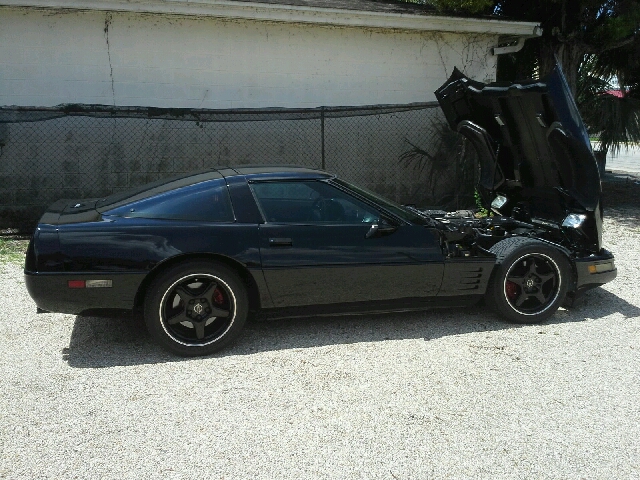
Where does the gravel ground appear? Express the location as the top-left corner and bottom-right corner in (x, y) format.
(2, 206), (639, 479)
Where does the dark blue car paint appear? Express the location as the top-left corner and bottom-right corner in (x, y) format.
(26, 168), (462, 316)
(24, 166), (615, 318)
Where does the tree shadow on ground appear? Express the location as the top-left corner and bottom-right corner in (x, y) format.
(63, 287), (640, 368)
(602, 172), (640, 211)
(606, 206), (640, 230)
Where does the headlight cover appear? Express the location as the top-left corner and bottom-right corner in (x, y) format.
(562, 213), (587, 228)
(491, 195), (508, 210)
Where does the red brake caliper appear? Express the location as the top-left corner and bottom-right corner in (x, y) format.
(505, 281), (519, 300)
(213, 287), (225, 305)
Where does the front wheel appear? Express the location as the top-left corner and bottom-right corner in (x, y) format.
(144, 261), (248, 356)
(485, 237), (571, 324)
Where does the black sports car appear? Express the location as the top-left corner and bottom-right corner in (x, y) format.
(25, 66), (616, 356)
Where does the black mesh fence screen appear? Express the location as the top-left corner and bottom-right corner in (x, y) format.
(0, 103), (479, 232)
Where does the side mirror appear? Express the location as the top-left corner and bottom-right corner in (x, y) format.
(365, 220), (397, 239)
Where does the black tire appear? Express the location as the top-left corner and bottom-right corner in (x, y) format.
(485, 237), (571, 324)
(144, 260), (248, 356)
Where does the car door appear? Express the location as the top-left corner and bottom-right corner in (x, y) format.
(251, 180), (444, 308)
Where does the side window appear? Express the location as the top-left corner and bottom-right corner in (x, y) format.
(105, 179), (234, 222)
(250, 182), (320, 201)
(251, 181), (380, 224)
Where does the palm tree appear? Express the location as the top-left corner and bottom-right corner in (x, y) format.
(399, 122), (478, 209)
(577, 49), (640, 162)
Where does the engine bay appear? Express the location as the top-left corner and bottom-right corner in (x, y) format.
(412, 204), (599, 260)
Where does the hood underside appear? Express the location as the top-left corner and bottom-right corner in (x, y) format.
(435, 65), (601, 213)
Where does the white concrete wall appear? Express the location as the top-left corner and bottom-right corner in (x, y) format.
(0, 7), (498, 108)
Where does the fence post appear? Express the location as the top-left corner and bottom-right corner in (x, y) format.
(321, 106), (325, 170)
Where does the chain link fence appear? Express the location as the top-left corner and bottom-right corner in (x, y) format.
(0, 103), (478, 232)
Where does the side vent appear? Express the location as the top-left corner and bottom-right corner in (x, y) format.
(438, 260), (495, 296)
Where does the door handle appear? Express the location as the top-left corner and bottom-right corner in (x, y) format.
(269, 237), (293, 247)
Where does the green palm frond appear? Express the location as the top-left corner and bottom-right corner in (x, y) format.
(581, 93), (640, 154)
(578, 54), (640, 154)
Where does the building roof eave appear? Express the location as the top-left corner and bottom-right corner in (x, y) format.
(1, 0), (541, 36)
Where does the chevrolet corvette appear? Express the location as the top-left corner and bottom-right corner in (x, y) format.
(25, 66), (616, 355)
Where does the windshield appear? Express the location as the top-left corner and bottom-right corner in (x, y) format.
(331, 178), (430, 225)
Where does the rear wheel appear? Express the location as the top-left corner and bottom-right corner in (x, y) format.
(486, 237), (571, 324)
(144, 261), (248, 356)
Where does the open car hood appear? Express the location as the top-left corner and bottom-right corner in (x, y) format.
(435, 65), (601, 212)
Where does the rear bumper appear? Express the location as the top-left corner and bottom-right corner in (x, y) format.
(25, 270), (146, 315)
(573, 249), (617, 292)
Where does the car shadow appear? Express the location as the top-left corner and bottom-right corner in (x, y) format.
(63, 287), (640, 368)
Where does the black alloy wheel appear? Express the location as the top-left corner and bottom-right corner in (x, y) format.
(145, 261), (248, 356)
(503, 253), (560, 315)
(486, 237), (571, 324)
